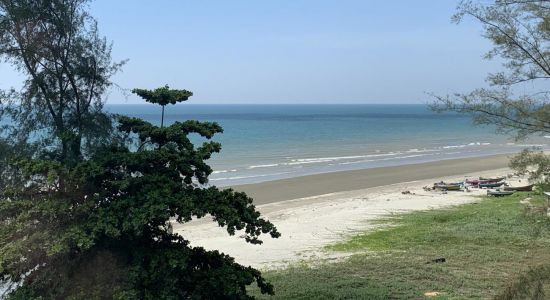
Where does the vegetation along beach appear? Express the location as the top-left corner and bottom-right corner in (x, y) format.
(2, 0), (550, 299)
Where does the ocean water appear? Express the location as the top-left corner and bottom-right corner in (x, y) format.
(107, 104), (548, 186)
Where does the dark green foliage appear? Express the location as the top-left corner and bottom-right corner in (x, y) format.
(132, 85), (193, 106)
(0, 117), (279, 299)
(132, 85), (194, 127)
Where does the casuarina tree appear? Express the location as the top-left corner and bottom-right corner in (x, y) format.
(0, 0), (125, 166)
(432, 1), (550, 140)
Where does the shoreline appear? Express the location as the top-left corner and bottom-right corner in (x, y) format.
(175, 155), (521, 269)
(232, 153), (513, 204)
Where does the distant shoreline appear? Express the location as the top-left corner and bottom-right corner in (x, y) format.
(232, 153), (512, 204)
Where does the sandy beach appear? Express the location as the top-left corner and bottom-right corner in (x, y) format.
(232, 154), (511, 204)
(173, 154), (520, 269)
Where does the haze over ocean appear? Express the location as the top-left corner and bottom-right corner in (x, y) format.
(108, 104), (547, 186)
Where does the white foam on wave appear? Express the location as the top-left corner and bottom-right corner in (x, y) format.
(248, 163), (280, 169)
(466, 142), (491, 146)
(242, 142), (497, 170)
(444, 151), (462, 155)
(208, 141), (545, 185)
(285, 152), (401, 166)
(442, 145), (467, 149)
(406, 148), (438, 153)
(212, 169), (237, 174)
(338, 153), (433, 165)
(209, 171), (293, 182)
(442, 142), (491, 149)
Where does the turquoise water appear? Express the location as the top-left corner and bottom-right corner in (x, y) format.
(107, 104), (548, 186)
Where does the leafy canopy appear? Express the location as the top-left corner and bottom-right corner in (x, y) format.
(431, 0), (550, 141)
(132, 85), (193, 106)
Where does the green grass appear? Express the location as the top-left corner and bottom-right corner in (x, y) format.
(250, 193), (550, 299)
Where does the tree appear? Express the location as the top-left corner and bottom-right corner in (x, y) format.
(1, 113), (280, 299)
(132, 85), (193, 128)
(431, 0), (550, 141)
(0, 0), (125, 165)
(0, 1), (280, 298)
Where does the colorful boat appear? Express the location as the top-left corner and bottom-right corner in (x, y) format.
(479, 182), (505, 188)
(487, 190), (514, 197)
(503, 184), (534, 192)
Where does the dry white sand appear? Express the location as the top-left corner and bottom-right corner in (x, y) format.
(173, 166), (529, 270)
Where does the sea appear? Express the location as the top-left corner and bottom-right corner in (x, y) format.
(107, 104), (549, 186)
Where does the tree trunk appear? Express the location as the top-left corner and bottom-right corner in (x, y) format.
(161, 105), (165, 128)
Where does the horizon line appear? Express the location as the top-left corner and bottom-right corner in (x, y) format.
(106, 102), (430, 105)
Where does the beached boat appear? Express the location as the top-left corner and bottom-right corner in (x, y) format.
(433, 183), (462, 191)
(478, 182), (504, 188)
(436, 185), (461, 191)
(435, 181), (463, 186)
(466, 179), (502, 185)
(487, 190), (514, 197)
(503, 184), (534, 192)
(479, 176), (506, 182)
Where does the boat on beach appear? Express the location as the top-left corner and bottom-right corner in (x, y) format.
(503, 184), (534, 192)
(478, 182), (505, 188)
(466, 178), (504, 185)
(433, 182), (462, 191)
(487, 190), (515, 197)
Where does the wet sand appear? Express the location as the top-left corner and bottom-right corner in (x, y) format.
(233, 154), (512, 204)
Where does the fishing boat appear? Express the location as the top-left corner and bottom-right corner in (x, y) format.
(503, 184), (534, 192)
(479, 176), (506, 182)
(466, 179), (502, 185)
(465, 179), (478, 185)
(487, 190), (514, 197)
(435, 185), (461, 191)
(478, 182), (505, 188)
(437, 182), (463, 186)
(433, 183), (462, 191)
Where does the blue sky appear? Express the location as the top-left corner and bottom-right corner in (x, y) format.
(0, 1), (501, 104)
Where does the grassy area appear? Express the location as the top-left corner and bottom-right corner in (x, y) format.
(250, 193), (550, 299)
